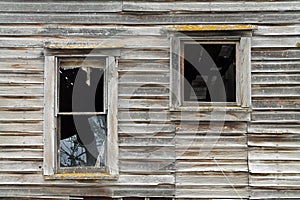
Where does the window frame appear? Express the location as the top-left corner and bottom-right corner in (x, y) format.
(44, 50), (119, 180)
(170, 34), (252, 110)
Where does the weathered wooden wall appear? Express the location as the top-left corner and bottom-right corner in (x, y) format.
(0, 0), (299, 199)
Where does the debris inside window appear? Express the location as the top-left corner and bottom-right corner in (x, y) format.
(183, 43), (236, 102)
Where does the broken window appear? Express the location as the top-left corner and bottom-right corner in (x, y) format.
(58, 57), (107, 171)
(44, 51), (118, 179)
(182, 42), (236, 102)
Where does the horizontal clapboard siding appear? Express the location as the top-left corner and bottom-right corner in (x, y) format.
(0, 0), (299, 199)
(249, 23), (300, 199)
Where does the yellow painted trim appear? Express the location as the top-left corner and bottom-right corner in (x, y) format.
(45, 173), (118, 180)
(166, 25), (257, 31)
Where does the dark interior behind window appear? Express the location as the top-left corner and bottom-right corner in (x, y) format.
(183, 43), (236, 102)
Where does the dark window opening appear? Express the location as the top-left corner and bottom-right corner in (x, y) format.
(183, 43), (236, 102)
(57, 57), (107, 169)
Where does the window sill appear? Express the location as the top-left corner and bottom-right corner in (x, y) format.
(44, 173), (119, 180)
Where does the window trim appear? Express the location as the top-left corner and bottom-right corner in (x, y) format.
(170, 35), (251, 111)
(44, 50), (119, 180)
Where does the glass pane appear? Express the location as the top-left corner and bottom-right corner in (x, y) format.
(183, 43), (236, 102)
(59, 57), (105, 112)
(59, 115), (107, 168)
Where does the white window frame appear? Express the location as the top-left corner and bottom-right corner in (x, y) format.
(170, 34), (252, 110)
(44, 49), (119, 180)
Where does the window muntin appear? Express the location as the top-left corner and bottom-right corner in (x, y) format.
(57, 56), (107, 172)
(182, 42), (236, 103)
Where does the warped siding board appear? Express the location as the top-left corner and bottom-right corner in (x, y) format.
(0, 160), (42, 173)
(249, 161), (300, 173)
(249, 124), (300, 134)
(0, 135), (43, 146)
(171, 111), (251, 122)
(0, 1), (122, 13)
(251, 111), (300, 123)
(0, 122), (43, 133)
(252, 37), (300, 48)
(0, 87), (44, 97)
(252, 61), (300, 73)
(252, 98), (300, 110)
(175, 187), (249, 199)
(0, 111), (43, 122)
(176, 172), (248, 186)
(0, 74), (43, 85)
(250, 174), (300, 187)
(0, 98), (44, 109)
(0, 149), (43, 160)
(250, 189), (300, 199)
(122, 1), (300, 12)
(0, 25), (164, 37)
(252, 86), (300, 97)
(120, 147), (175, 160)
(248, 134), (300, 148)
(0, 37), (169, 48)
(119, 86), (169, 97)
(0, 48), (43, 59)
(252, 49), (300, 61)
(120, 49), (169, 60)
(249, 148), (300, 161)
(119, 73), (169, 85)
(118, 123), (175, 135)
(252, 74), (300, 85)
(0, 59), (44, 74)
(118, 99), (169, 109)
(254, 25), (300, 36)
(0, 13), (299, 24)
(118, 60), (169, 72)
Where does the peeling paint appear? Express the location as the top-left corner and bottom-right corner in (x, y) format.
(166, 25), (257, 31)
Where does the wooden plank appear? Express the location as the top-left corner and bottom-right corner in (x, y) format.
(254, 25), (300, 36)
(176, 187), (248, 199)
(118, 99), (169, 109)
(120, 160), (175, 173)
(118, 86), (169, 97)
(249, 148), (300, 161)
(176, 172), (248, 186)
(171, 111), (251, 122)
(253, 98), (300, 110)
(176, 122), (247, 134)
(119, 137), (174, 147)
(0, 37), (169, 48)
(252, 74), (300, 85)
(0, 25), (164, 37)
(0, 98), (43, 108)
(0, 122), (42, 133)
(0, 160), (42, 173)
(252, 86), (300, 97)
(252, 111), (300, 123)
(0, 86), (43, 97)
(176, 160), (248, 172)
(120, 49), (169, 60)
(120, 147), (175, 160)
(176, 135), (247, 148)
(249, 124), (300, 134)
(118, 123), (175, 134)
(123, 1), (300, 12)
(0, 1), (122, 12)
(119, 73), (169, 85)
(249, 160), (300, 173)
(0, 48), (43, 59)
(252, 37), (300, 48)
(248, 134), (300, 148)
(0, 13), (298, 24)
(119, 60), (169, 72)
(250, 189), (300, 199)
(252, 61), (300, 73)
(0, 111), (42, 121)
(0, 148), (43, 160)
(252, 49), (300, 61)
(0, 135), (43, 146)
